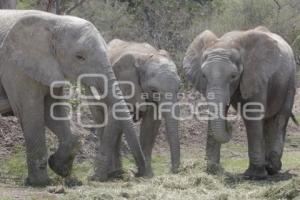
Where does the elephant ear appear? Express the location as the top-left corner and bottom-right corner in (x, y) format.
(4, 15), (64, 87)
(239, 31), (281, 99)
(111, 53), (144, 105)
(183, 30), (218, 94)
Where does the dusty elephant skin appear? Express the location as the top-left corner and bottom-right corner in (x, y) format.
(89, 39), (181, 180)
(183, 26), (296, 180)
(0, 10), (146, 186)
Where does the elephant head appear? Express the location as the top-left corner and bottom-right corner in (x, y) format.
(183, 28), (282, 144)
(108, 40), (181, 172)
(1, 11), (146, 175)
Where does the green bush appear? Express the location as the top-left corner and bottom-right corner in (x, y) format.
(14, 0), (300, 84)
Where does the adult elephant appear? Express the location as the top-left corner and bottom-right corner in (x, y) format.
(90, 39), (181, 181)
(0, 10), (146, 186)
(183, 26), (296, 180)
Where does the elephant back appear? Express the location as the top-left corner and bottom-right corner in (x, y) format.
(0, 10), (59, 48)
(108, 39), (159, 65)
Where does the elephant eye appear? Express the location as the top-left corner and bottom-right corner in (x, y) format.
(75, 54), (86, 61)
(230, 52), (241, 66)
(231, 72), (238, 80)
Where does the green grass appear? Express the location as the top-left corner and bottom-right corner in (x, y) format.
(263, 178), (300, 200)
(0, 198), (15, 200)
(61, 146), (300, 199)
(0, 146), (27, 185)
(1, 142), (300, 199)
(0, 146), (92, 186)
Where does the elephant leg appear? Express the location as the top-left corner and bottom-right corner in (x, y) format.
(206, 120), (222, 174)
(22, 102), (50, 186)
(90, 103), (123, 180)
(91, 109), (122, 182)
(91, 127), (104, 181)
(140, 106), (161, 177)
(11, 94), (49, 185)
(0, 96), (12, 114)
(205, 101), (234, 174)
(0, 84), (12, 114)
(44, 93), (80, 178)
(107, 131), (123, 179)
(264, 117), (286, 175)
(1, 74), (51, 186)
(243, 118), (267, 180)
(264, 88), (294, 175)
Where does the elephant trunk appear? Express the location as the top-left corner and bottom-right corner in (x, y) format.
(105, 63), (146, 175)
(207, 89), (231, 144)
(162, 96), (180, 173)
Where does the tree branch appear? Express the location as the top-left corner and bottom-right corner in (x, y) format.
(65, 0), (88, 14)
(273, 0), (281, 9)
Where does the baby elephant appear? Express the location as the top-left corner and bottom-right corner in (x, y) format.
(183, 26), (296, 180)
(91, 39), (181, 180)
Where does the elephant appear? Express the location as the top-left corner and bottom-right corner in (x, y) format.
(90, 39), (181, 180)
(0, 10), (147, 186)
(183, 26), (296, 180)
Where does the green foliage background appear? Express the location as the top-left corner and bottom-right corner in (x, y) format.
(16, 0), (300, 82)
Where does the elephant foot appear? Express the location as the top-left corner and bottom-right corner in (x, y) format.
(206, 162), (224, 175)
(135, 165), (153, 178)
(89, 173), (108, 182)
(171, 165), (180, 174)
(64, 176), (82, 187)
(135, 169), (153, 178)
(26, 157), (51, 187)
(48, 135), (80, 177)
(243, 164), (267, 180)
(108, 169), (125, 180)
(90, 169), (125, 181)
(25, 176), (52, 187)
(266, 152), (282, 175)
(48, 153), (74, 177)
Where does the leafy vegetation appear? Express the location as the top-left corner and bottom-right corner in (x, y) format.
(13, 0), (300, 83)
(0, 146), (27, 185)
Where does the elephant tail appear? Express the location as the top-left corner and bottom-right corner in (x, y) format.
(291, 113), (299, 126)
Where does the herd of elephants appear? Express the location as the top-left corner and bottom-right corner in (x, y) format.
(0, 10), (298, 187)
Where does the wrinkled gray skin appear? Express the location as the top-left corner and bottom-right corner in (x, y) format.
(183, 26), (296, 179)
(90, 39), (181, 180)
(0, 10), (146, 186)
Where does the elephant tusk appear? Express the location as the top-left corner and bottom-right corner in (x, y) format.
(90, 86), (101, 100)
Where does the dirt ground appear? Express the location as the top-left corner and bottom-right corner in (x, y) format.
(0, 89), (300, 200)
